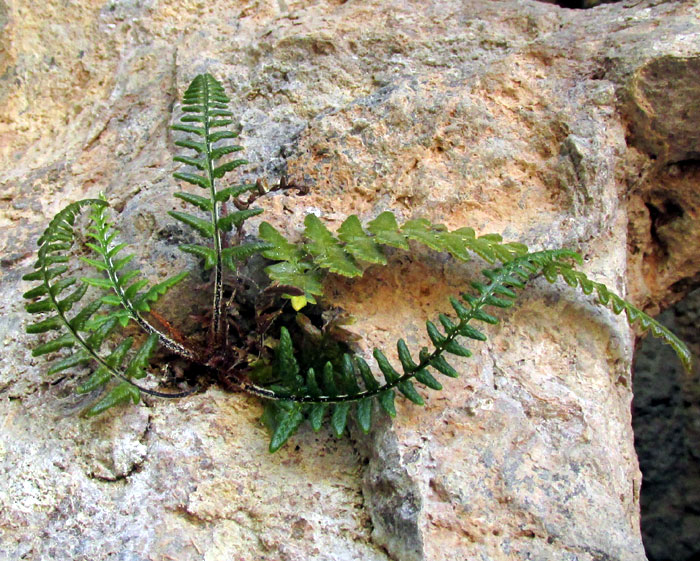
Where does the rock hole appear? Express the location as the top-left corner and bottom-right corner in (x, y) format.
(632, 287), (700, 561)
(644, 194), (685, 255)
(646, 197), (684, 229)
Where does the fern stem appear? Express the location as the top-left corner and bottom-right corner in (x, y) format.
(202, 77), (225, 347)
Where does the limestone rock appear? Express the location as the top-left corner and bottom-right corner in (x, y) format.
(1, 1), (699, 560)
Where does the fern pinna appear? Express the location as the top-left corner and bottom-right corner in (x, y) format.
(23, 74), (691, 452)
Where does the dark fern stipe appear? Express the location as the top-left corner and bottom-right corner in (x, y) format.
(23, 73), (692, 452)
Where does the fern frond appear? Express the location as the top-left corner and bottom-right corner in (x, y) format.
(257, 246), (690, 450)
(256, 249), (577, 450)
(83, 203), (194, 360)
(24, 199), (197, 416)
(171, 73), (267, 342)
(259, 211), (528, 305)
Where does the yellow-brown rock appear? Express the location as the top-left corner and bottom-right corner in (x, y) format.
(1, 1), (699, 560)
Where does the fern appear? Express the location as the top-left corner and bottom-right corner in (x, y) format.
(257, 249), (570, 450)
(23, 199), (193, 416)
(169, 73), (269, 344)
(259, 212), (528, 308)
(23, 73), (692, 452)
(257, 247), (692, 450)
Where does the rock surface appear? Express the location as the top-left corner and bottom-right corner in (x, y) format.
(1, 1), (699, 560)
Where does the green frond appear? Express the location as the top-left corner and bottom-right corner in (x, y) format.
(32, 333), (75, 356)
(209, 119), (234, 128)
(259, 222), (322, 303)
(84, 381), (141, 417)
(267, 402), (304, 453)
(24, 199), (195, 417)
(310, 402), (328, 432)
(23, 200), (131, 405)
(77, 337), (133, 394)
(356, 399), (372, 433)
(22, 74), (691, 455)
(134, 272), (189, 313)
(209, 130), (238, 143)
(172, 124), (205, 136)
(26, 315), (64, 334)
(257, 249), (623, 451)
(82, 277), (114, 289)
(174, 139), (206, 153)
(263, 261), (323, 304)
(259, 210), (532, 306)
(277, 327), (303, 388)
(401, 219), (448, 253)
(173, 155), (206, 170)
(259, 222), (306, 262)
(171, 74), (262, 341)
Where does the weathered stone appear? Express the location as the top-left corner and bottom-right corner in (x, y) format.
(1, 1), (699, 560)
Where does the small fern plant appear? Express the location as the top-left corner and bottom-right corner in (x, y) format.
(23, 74), (692, 452)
